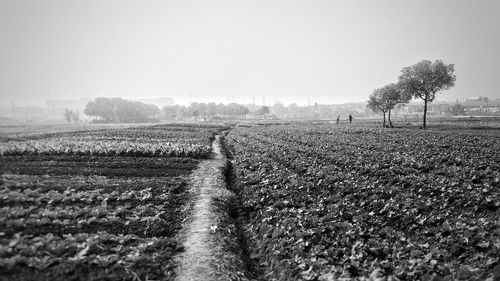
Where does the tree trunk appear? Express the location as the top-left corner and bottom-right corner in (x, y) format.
(383, 112), (386, 127)
(388, 109), (393, 127)
(423, 98), (428, 129)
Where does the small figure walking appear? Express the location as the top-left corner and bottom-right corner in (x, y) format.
(349, 114), (353, 124)
(336, 115), (340, 124)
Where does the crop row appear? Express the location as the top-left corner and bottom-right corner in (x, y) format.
(0, 168), (192, 280)
(0, 174), (185, 205)
(0, 124), (224, 280)
(0, 138), (211, 158)
(68, 126), (218, 144)
(0, 232), (179, 281)
(17, 124), (223, 141)
(227, 124), (500, 280)
(0, 155), (198, 178)
(1, 125), (225, 158)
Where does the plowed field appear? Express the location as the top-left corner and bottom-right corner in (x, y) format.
(227, 124), (500, 280)
(0, 124), (226, 281)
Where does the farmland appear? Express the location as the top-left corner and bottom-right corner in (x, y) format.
(0, 124), (226, 281)
(226, 124), (500, 280)
(0, 125), (217, 158)
(1, 121), (499, 280)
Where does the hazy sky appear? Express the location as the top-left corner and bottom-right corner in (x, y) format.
(1, 0), (499, 107)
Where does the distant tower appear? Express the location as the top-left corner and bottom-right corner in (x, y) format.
(11, 102), (15, 119)
(47, 92), (50, 119)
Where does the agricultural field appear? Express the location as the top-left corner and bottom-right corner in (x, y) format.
(0, 123), (143, 141)
(1, 125), (219, 158)
(2, 121), (499, 281)
(226, 123), (500, 280)
(0, 124), (226, 281)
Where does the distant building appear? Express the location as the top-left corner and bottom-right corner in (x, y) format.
(325, 102), (368, 115)
(0, 106), (46, 123)
(132, 97), (175, 109)
(396, 97), (500, 117)
(403, 101), (451, 115)
(46, 98), (91, 120)
(462, 97), (500, 115)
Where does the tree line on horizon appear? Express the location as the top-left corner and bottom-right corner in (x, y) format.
(82, 97), (389, 123)
(82, 98), (359, 123)
(83, 59), (456, 125)
(83, 98), (254, 123)
(368, 59), (456, 129)
(84, 97), (161, 123)
(162, 102), (251, 121)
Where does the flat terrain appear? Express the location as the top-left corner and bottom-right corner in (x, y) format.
(0, 124), (226, 281)
(1, 121), (499, 280)
(227, 123), (500, 280)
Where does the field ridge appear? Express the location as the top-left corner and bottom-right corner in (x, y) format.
(175, 135), (251, 281)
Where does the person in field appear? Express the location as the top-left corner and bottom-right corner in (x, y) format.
(336, 115), (340, 124)
(349, 114), (353, 124)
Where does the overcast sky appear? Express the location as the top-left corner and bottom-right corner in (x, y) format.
(1, 0), (499, 107)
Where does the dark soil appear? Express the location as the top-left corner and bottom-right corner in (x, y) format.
(0, 172), (191, 281)
(1, 152), (199, 280)
(0, 155), (198, 177)
(0, 242), (181, 281)
(227, 124), (500, 280)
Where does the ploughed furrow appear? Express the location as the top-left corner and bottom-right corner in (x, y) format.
(0, 124), (228, 281)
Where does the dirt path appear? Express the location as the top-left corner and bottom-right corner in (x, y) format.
(175, 135), (243, 281)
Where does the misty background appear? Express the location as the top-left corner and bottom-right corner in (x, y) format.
(1, 0), (499, 115)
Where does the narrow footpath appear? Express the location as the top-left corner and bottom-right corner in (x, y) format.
(175, 135), (250, 281)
